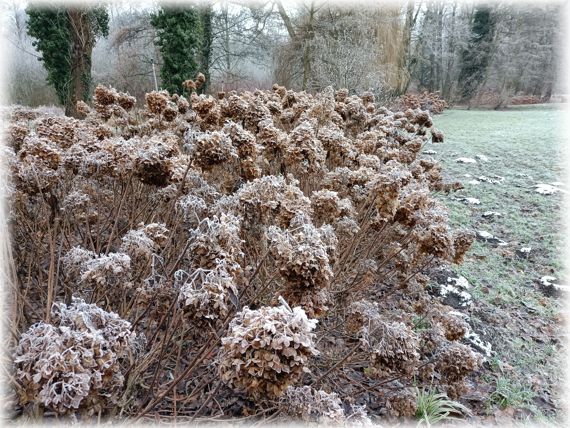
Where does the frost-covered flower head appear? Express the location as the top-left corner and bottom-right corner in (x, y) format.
(13, 299), (136, 416)
(281, 386), (345, 423)
(190, 214), (244, 273)
(218, 303), (318, 397)
(267, 213), (336, 291)
(120, 223), (169, 259)
(236, 175), (313, 229)
(80, 252), (131, 287)
(179, 259), (239, 321)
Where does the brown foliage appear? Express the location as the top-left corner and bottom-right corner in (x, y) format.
(6, 84), (480, 422)
(392, 91), (449, 114)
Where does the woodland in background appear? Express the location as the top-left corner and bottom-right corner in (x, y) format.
(3, 0), (564, 112)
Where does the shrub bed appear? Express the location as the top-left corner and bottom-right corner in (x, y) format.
(4, 82), (481, 423)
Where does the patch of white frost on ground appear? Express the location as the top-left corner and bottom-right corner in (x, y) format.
(482, 211), (502, 218)
(476, 230), (508, 246)
(534, 183), (568, 194)
(464, 329), (493, 359)
(456, 157), (477, 164)
(436, 275), (473, 308)
(454, 196), (481, 205)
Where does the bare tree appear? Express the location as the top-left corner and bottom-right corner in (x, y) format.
(3, 1), (59, 106)
(484, 3), (561, 107)
(93, 7), (158, 101)
(308, 8), (384, 94)
(208, 0), (278, 91)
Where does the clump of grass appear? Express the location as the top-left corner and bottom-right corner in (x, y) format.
(415, 387), (471, 426)
(489, 377), (535, 409)
(412, 314), (431, 332)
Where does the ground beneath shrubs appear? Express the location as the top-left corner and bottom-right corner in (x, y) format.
(428, 104), (567, 425)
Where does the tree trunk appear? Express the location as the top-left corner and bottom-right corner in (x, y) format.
(276, 1), (296, 40)
(200, 6), (212, 94)
(399, 0), (421, 95)
(436, 3), (444, 94)
(443, 3), (457, 100)
(302, 2), (315, 91)
(67, 9), (94, 118)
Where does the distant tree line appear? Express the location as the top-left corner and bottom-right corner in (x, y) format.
(5, 0), (563, 115)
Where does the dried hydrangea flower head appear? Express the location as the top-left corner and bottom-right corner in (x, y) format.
(179, 259), (239, 321)
(435, 342), (482, 383)
(335, 88), (349, 103)
(120, 223), (169, 259)
(129, 134), (179, 186)
(94, 85), (117, 109)
(267, 213), (336, 316)
(366, 160), (412, 221)
(452, 230), (475, 263)
(19, 134), (64, 172)
(436, 312), (469, 341)
(310, 189), (355, 227)
(435, 342), (483, 399)
(195, 72), (206, 88)
(145, 90), (170, 115)
(80, 252), (131, 288)
(346, 302), (421, 379)
(177, 193), (209, 228)
(62, 246), (97, 284)
(236, 175), (312, 229)
(281, 386), (346, 423)
(13, 299), (136, 416)
(183, 79), (197, 92)
(189, 214), (243, 274)
(76, 100), (91, 118)
(283, 119), (327, 175)
(345, 299), (381, 336)
(191, 131), (238, 170)
(385, 388), (418, 418)
(117, 92), (136, 111)
(218, 303), (318, 398)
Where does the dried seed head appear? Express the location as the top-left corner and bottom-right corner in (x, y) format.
(218, 304), (318, 398)
(179, 260), (239, 321)
(13, 299), (136, 416)
(145, 90), (169, 115)
(281, 386), (345, 423)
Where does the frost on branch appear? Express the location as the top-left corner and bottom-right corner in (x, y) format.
(13, 299), (136, 416)
(218, 304), (318, 398)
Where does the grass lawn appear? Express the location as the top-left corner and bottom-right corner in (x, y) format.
(428, 105), (567, 423)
